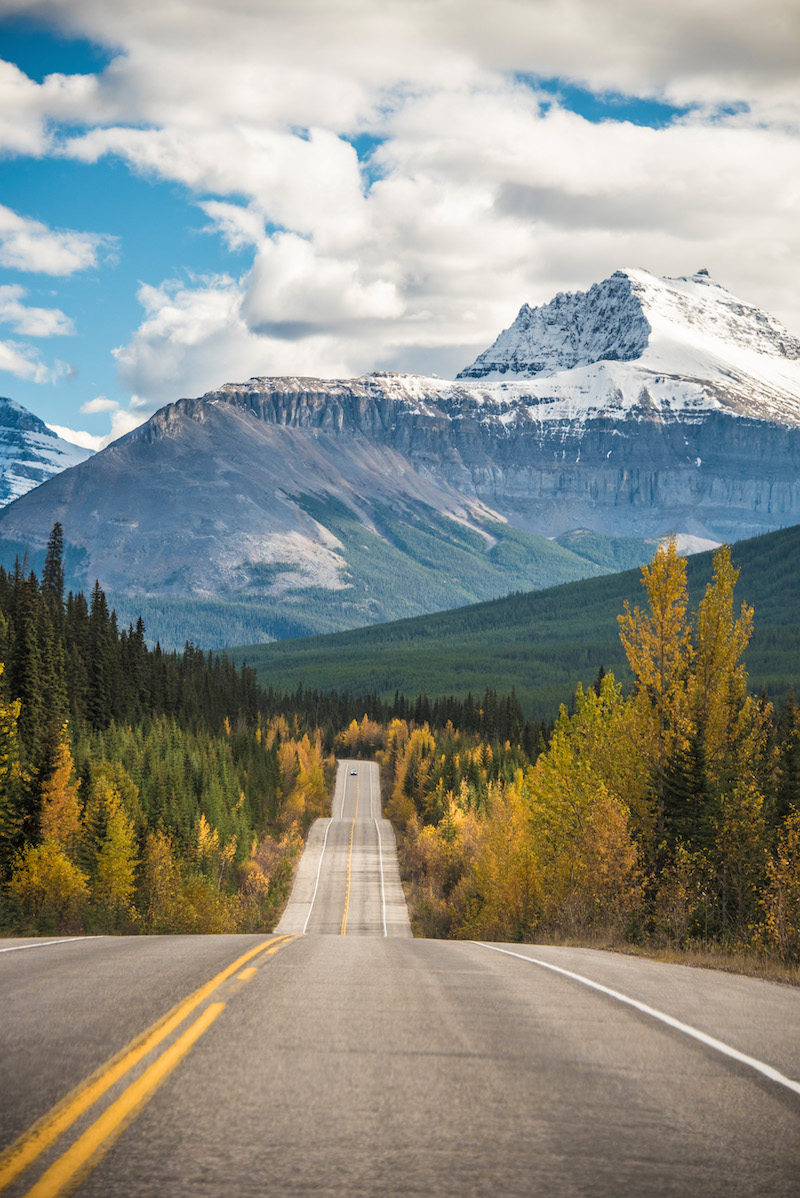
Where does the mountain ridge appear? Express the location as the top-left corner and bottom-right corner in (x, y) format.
(0, 396), (92, 506)
(0, 266), (798, 647)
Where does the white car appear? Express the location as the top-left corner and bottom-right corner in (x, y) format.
(350, 769), (357, 775)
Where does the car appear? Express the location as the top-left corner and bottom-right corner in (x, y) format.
(350, 769), (357, 775)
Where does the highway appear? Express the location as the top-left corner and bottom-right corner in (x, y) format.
(0, 761), (798, 1196)
(275, 759), (411, 937)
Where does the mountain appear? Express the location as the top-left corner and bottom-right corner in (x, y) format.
(0, 266), (797, 647)
(231, 523), (800, 719)
(0, 396), (92, 505)
(0, 381), (630, 644)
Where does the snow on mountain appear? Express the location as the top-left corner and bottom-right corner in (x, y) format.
(0, 397), (92, 506)
(456, 268), (800, 428)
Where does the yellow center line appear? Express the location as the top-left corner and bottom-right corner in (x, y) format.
(340, 768), (359, 936)
(23, 1002), (227, 1198)
(237, 967), (258, 981)
(0, 935), (296, 1193)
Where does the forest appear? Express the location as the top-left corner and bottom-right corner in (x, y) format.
(0, 524), (334, 935)
(0, 526), (798, 964)
(237, 521), (800, 715)
(376, 539), (800, 963)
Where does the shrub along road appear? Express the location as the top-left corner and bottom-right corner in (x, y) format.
(1, 763), (799, 1196)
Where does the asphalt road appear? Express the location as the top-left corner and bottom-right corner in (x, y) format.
(276, 759), (410, 938)
(1, 762), (799, 1196)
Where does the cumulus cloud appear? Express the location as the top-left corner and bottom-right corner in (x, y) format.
(80, 395), (119, 414)
(0, 338), (61, 383)
(3, 0), (800, 403)
(0, 284), (75, 336)
(10, 0), (800, 117)
(0, 205), (117, 275)
(0, 57), (102, 155)
(112, 274), (359, 410)
(46, 423), (106, 451)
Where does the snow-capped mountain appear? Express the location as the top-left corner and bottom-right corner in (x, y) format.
(457, 268), (800, 428)
(0, 397), (92, 506)
(0, 267), (797, 646)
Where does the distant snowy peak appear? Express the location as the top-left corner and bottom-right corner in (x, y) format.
(458, 270), (651, 380)
(458, 268), (800, 382)
(0, 397), (92, 507)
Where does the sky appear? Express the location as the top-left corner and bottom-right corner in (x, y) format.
(0, 0), (799, 451)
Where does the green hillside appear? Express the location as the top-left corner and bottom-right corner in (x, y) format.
(2, 499), (662, 650)
(230, 524), (800, 718)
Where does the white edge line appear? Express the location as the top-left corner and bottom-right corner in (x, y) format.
(0, 936), (100, 954)
(371, 766), (388, 938)
(302, 817), (334, 935)
(472, 943), (800, 1098)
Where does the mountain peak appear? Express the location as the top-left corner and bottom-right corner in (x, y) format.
(0, 396), (93, 507)
(458, 267), (800, 381)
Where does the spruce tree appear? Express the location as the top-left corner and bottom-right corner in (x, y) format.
(42, 522), (65, 622)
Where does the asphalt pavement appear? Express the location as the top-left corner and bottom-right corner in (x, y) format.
(1, 760), (799, 1196)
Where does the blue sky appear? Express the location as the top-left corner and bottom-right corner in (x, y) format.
(1, 1), (798, 449)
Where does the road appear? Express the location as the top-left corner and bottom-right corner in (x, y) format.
(0, 761), (798, 1196)
(275, 759), (411, 937)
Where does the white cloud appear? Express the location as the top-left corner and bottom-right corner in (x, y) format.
(198, 201), (264, 251)
(112, 274), (359, 410)
(0, 58), (103, 155)
(3, 0), (800, 397)
(80, 395), (119, 413)
(0, 284), (75, 336)
(46, 423), (106, 451)
(0, 338), (60, 383)
(0, 205), (117, 275)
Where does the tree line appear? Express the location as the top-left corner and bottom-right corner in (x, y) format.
(1, 526), (798, 962)
(378, 540), (800, 962)
(0, 524), (332, 934)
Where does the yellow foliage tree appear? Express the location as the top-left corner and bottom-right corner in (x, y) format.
(762, 811), (800, 961)
(459, 775), (541, 942)
(618, 536), (694, 852)
(40, 727), (82, 860)
(527, 679), (643, 936)
(139, 829), (184, 933)
(9, 841), (89, 932)
(693, 544), (770, 797)
(93, 788), (138, 923)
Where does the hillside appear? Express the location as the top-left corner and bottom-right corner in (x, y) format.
(231, 524), (800, 717)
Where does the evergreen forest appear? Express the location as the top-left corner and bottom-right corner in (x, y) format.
(1, 525), (799, 966)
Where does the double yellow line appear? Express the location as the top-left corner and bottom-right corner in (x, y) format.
(0, 934), (295, 1198)
(340, 769), (359, 936)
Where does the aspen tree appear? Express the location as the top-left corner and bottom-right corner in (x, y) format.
(618, 537), (693, 859)
(93, 793), (138, 923)
(9, 841), (89, 932)
(39, 727), (82, 860)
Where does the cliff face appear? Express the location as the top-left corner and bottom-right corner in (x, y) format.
(183, 373), (800, 541)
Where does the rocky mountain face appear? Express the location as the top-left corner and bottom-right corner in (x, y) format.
(0, 267), (797, 645)
(0, 397), (91, 506)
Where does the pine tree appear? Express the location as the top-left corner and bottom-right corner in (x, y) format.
(0, 668), (25, 875)
(9, 573), (44, 759)
(86, 580), (112, 730)
(42, 522), (65, 621)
